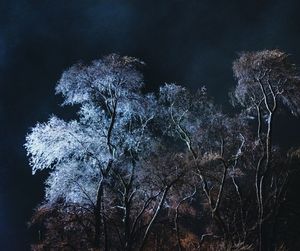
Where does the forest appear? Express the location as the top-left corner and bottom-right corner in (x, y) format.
(25, 50), (300, 251)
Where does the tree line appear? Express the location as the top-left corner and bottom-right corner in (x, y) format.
(25, 50), (300, 250)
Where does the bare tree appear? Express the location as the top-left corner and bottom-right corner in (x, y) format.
(232, 50), (300, 250)
(158, 84), (252, 247)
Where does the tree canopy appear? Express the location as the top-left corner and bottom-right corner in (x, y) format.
(26, 50), (300, 251)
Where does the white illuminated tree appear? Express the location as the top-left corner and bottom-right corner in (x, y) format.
(25, 54), (158, 249)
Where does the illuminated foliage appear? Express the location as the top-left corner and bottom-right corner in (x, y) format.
(26, 51), (300, 251)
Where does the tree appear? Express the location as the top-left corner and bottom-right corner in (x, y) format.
(25, 54), (160, 250)
(232, 50), (300, 250)
(158, 83), (251, 247)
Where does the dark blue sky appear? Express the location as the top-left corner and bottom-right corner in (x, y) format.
(1, 0), (300, 250)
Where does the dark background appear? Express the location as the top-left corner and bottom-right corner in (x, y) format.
(1, 0), (300, 250)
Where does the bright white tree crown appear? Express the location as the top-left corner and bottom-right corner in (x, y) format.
(25, 54), (157, 204)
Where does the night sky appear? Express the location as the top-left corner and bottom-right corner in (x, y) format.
(1, 0), (300, 250)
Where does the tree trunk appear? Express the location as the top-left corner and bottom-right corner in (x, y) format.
(139, 186), (170, 251)
(94, 177), (103, 248)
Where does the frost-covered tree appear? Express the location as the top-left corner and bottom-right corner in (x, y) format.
(25, 54), (158, 249)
